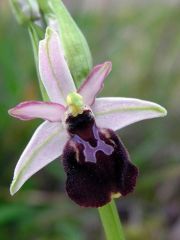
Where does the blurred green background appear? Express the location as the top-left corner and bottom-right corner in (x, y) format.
(0, 1), (180, 239)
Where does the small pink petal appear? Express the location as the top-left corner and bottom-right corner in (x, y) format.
(8, 101), (65, 122)
(78, 61), (112, 106)
(10, 121), (69, 195)
(92, 97), (167, 131)
(39, 27), (76, 105)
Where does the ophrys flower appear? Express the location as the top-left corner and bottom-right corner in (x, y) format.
(9, 28), (167, 207)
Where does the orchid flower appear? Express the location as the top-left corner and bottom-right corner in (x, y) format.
(9, 27), (167, 207)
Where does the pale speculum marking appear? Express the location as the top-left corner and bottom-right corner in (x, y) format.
(73, 124), (114, 163)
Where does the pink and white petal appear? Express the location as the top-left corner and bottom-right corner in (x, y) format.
(78, 62), (112, 106)
(8, 101), (65, 122)
(39, 27), (76, 105)
(10, 121), (69, 195)
(92, 97), (167, 131)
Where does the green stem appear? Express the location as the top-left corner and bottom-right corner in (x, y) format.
(28, 23), (49, 101)
(98, 200), (125, 240)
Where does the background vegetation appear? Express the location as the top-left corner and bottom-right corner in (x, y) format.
(0, 1), (180, 239)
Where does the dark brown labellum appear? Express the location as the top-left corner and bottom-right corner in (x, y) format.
(62, 110), (138, 207)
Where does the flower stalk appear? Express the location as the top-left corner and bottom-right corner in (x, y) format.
(99, 200), (125, 240)
(28, 22), (49, 100)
